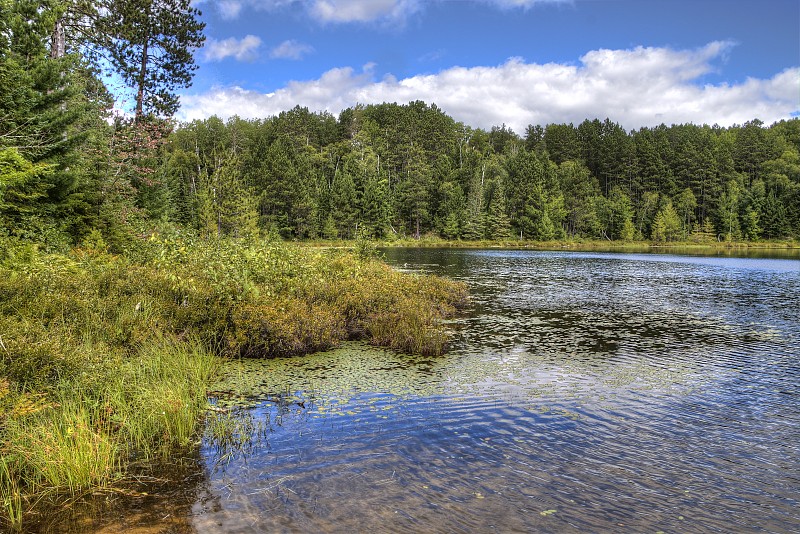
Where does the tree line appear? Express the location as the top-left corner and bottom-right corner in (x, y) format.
(2, 1), (798, 251)
(151, 106), (800, 244)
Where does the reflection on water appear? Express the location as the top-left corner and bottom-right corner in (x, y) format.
(52, 249), (800, 533)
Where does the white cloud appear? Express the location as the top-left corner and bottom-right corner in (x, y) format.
(217, 0), (243, 19)
(180, 42), (800, 131)
(309, 0), (421, 24)
(196, 0), (565, 23)
(204, 35), (262, 62)
(269, 39), (315, 60)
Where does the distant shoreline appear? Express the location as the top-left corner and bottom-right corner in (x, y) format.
(303, 238), (800, 254)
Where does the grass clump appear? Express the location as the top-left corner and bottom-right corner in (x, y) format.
(0, 336), (218, 531)
(0, 232), (466, 529)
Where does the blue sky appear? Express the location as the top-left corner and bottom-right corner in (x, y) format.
(173, 0), (799, 131)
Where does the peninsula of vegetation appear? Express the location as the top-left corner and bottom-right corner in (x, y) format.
(1, 0), (799, 529)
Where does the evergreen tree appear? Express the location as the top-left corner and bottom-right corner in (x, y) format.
(601, 187), (636, 240)
(542, 123), (579, 164)
(1, 0), (110, 245)
(396, 143), (432, 238)
(99, 0), (204, 118)
(759, 192), (789, 239)
(200, 154), (258, 239)
(690, 218), (716, 242)
(485, 178), (511, 239)
(651, 200), (682, 242)
(436, 180), (466, 239)
(673, 187), (697, 239)
(0, 148), (54, 227)
(559, 160), (602, 238)
(462, 166), (486, 240)
(634, 191), (660, 239)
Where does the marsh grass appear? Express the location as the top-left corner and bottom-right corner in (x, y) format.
(0, 337), (219, 530)
(0, 456), (22, 529)
(3, 400), (120, 493)
(0, 234), (465, 528)
(106, 337), (220, 457)
(204, 409), (260, 468)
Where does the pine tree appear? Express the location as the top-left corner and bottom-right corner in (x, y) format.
(462, 167), (486, 240)
(673, 187), (697, 239)
(1, 0), (110, 245)
(99, 0), (204, 119)
(602, 187), (636, 240)
(690, 219), (716, 242)
(200, 154), (258, 239)
(651, 200), (682, 242)
(485, 179), (511, 239)
(0, 148), (54, 225)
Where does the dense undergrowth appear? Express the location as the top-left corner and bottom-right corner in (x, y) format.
(0, 232), (467, 529)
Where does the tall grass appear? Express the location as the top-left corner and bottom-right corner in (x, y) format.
(0, 337), (219, 530)
(0, 456), (22, 529)
(2, 400), (120, 494)
(0, 233), (466, 528)
(108, 337), (219, 457)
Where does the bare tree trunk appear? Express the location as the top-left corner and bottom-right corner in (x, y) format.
(50, 17), (66, 59)
(135, 36), (149, 120)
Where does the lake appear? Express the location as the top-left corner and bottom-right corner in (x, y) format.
(49, 248), (800, 533)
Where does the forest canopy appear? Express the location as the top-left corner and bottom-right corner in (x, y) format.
(163, 106), (797, 244)
(1, 1), (799, 250)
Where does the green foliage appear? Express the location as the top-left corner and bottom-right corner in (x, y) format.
(151, 109), (799, 243)
(0, 233), (464, 382)
(98, 0), (205, 118)
(354, 230), (382, 261)
(717, 179), (742, 241)
(0, 148), (54, 220)
(600, 187), (636, 240)
(690, 219), (717, 243)
(651, 200), (683, 242)
(0, 235), (465, 526)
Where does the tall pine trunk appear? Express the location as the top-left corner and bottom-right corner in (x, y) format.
(50, 17), (66, 59)
(135, 36), (149, 120)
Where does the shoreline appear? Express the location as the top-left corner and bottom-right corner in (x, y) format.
(302, 238), (800, 256)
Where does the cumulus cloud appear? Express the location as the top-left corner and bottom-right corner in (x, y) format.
(308, 0), (422, 24)
(204, 35), (262, 62)
(269, 39), (315, 60)
(180, 42), (800, 131)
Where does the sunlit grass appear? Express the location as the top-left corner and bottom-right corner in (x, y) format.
(0, 233), (466, 528)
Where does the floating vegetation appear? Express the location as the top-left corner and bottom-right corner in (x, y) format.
(210, 336), (708, 415)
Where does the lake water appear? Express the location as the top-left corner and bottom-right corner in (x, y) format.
(48, 248), (800, 533)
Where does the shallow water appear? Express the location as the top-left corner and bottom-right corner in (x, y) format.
(48, 249), (800, 533)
